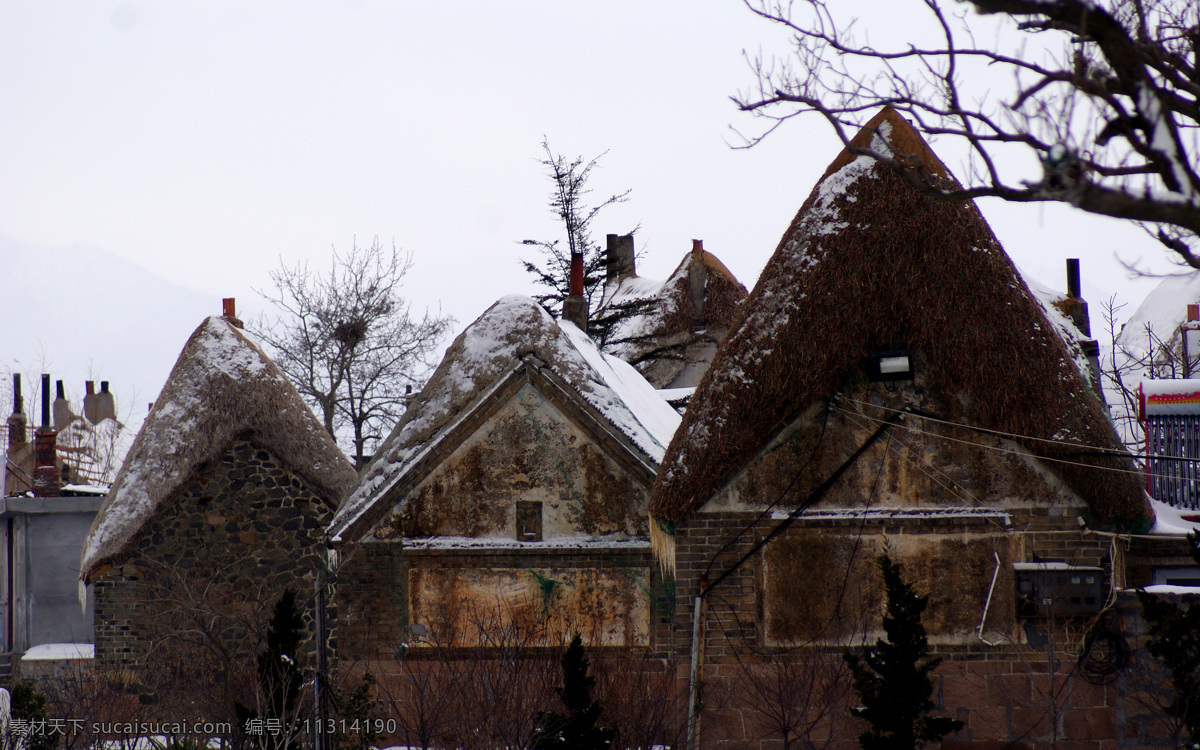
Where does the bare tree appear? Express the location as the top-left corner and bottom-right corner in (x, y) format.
(736, 645), (852, 750)
(253, 238), (452, 467)
(736, 0), (1200, 266)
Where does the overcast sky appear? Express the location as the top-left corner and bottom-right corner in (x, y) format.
(0, 1), (1184, 423)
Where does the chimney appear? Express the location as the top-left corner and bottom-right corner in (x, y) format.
(34, 373), (60, 497)
(96, 380), (116, 422)
(7, 374), (27, 455)
(605, 234), (636, 282)
(1063, 258), (1091, 337)
(83, 381), (99, 424)
(222, 297), (244, 328)
(1183, 305), (1200, 378)
(562, 251), (588, 332)
(53, 379), (72, 430)
(688, 239), (708, 330)
(1062, 259), (1102, 392)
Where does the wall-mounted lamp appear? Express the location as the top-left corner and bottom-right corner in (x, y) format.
(866, 350), (914, 382)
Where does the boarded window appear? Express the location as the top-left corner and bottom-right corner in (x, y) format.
(516, 500), (543, 541)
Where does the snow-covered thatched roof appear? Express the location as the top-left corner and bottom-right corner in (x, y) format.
(328, 295), (681, 543)
(1117, 271), (1200, 365)
(81, 316), (356, 580)
(598, 245), (747, 387)
(649, 106), (1150, 531)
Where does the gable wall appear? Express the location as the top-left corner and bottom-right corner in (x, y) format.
(334, 381), (666, 664)
(92, 438), (333, 684)
(659, 376), (1132, 747)
(372, 383), (650, 541)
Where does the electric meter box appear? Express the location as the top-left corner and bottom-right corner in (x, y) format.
(1014, 563), (1104, 618)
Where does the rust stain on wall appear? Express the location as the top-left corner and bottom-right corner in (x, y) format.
(409, 566), (651, 647)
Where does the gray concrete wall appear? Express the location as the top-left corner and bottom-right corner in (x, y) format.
(1, 495), (101, 651)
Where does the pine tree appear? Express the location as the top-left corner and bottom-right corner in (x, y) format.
(844, 554), (963, 750)
(1138, 532), (1200, 744)
(237, 589), (307, 750)
(531, 634), (616, 750)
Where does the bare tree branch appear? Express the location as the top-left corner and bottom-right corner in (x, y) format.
(735, 0), (1200, 266)
(252, 238), (453, 467)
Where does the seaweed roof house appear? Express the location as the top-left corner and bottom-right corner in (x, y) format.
(328, 295), (680, 663)
(647, 107), (1152, 748)
(81, 312), (355, 690)
(596, 234), (748, 390)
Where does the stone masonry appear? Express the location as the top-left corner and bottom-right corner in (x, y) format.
(92, 438), (335, 674)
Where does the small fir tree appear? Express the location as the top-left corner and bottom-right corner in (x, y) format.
(1138, 532), (1200, 744)
(844, 554), (963, 750)
(531, 634), (616, 750)
(237, 589), (307, 750)
(4, 680), (57, 750)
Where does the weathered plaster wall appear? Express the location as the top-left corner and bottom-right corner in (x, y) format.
(92, 438), (333, 670)
(701, 383), (1084, 515)
(332, 545), (665, 668)
(375, 384), (649, 541)
(409, 560), (650, 647)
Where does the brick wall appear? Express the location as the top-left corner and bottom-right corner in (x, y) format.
(667, 506), (1136, 749)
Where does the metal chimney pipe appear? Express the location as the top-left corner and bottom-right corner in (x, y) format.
(40, 374), (50, 428)
(1066, 258), (1082, 299)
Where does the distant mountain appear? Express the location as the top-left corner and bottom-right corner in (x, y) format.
(0, 236), (219, 444)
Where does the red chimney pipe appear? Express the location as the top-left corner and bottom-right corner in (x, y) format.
(223, 297), (236, 318)
(568, 252), (583, 297)
(1189, 304), (1200, 323)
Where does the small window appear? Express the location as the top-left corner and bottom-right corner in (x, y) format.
(517, 501), (543, 542)
(1154, 566), (1200, 587)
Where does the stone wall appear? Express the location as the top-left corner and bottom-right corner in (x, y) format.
(92, 438), (335, 676)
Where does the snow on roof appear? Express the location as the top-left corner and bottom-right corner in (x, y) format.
(400, 534), (651, 551)
(22, 642), (94, 660)
(1148, 496), (1200, 535)
(597, 248), (747, 388)
(1141, 378), (1200, 415)
(329, 295), (681, 541)
(1020, 271), (1098, 388)
(1116, 270), (1200, 366)
(81, 316), (355, 579)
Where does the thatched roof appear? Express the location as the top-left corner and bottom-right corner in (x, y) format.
(649, 107), (1152, 530)
(328, 295), (681, 543)
(599, 245), (748, 387)
(81, 316), (356, 579)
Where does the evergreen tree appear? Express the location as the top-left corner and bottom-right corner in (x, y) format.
(1138, 532), (1200, 744)
(237, 589), (307, 750)
(520, 140), (630, 322)
(4, 680), (56, 750)
(531, 634), (615, 750)
(844, 554), (963, 750)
